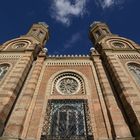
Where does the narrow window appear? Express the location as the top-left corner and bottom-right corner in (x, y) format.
(0, 64), (10, 80)
(31, 28), (38, 36)
(95, 30), (101, 38)
(128, 63), (140, 85)
(102, 28), (109, 34)
(38, 30), (44, 39)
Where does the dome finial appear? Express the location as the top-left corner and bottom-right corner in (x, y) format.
(90, 21), (101, 29)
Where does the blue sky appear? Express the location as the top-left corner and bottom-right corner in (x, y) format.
(0, 0), (139, 55)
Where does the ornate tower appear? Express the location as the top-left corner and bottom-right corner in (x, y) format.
(90, 21), (140, 138)
(0, 22), (49, 137)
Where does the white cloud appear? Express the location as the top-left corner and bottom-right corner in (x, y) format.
(50, 0), (87, 26)
(95, 0), (125, 9)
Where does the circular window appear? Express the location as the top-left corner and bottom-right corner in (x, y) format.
(55, 74), (81, 95)
(12, 43), (26, 49)
(112, 42), (125, 48)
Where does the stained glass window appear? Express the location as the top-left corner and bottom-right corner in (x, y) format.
(0, 64), (10, 80)
(58, 77), (78, 94)
(41, 100), (93, 140)
(128, 63), (140, 85)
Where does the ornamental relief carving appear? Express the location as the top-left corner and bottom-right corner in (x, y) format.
(117, 54), (139, 60)
(0, 54), (21, 58)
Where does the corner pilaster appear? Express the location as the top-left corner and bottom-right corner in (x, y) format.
(103, 53), (140, 136)
(90, 52), (132, 139)
(3, 52), (46, 139)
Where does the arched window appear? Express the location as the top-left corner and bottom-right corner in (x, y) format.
(0, 63), (10, 80)
(95, 30), (101, 38)
(128, 63), (140, 84)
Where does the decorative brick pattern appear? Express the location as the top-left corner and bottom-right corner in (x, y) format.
(22, 60), (110, 140)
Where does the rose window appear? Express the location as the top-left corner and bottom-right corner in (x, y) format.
(58, 77), (78, 94)
(55, 73), (82, 95)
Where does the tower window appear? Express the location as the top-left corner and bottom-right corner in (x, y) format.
(95, 30), (101, 38)
(32, 28), (37, 33)
(33, 29), (37, 31)
(102, 28), (109, 34)
(128, 63), (140, 85)
(31, 28), (38, 36)
(0, 64), (10, 80)
(38, 30), (44, 38)
(41, 100), (93, 140)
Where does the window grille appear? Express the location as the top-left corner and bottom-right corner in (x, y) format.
(41, 100), (93, 140)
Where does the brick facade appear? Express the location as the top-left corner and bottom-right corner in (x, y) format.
(0, 22), (140, 140)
